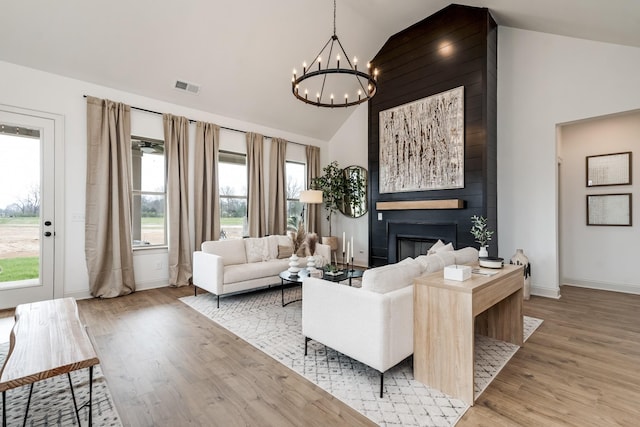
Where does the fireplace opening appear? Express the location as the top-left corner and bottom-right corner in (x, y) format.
(387, 221), (457, 264)
(397, 236), (438, 261)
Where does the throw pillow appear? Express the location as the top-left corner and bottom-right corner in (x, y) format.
(244, 238), (264, 263)
(427, 240), (445, 255)
(428, 241), (454, 255)
(277, 244), (293, 259)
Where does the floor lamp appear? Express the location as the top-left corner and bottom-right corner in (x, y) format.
(299, 189), (323, 233)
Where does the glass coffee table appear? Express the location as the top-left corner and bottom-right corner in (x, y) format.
(279, 268), (365, 306)
(322, 268), (364, 286)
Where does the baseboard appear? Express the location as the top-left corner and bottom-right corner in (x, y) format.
(530, 284), (561, 299)
(562, 278), (640, 295)
(135, 279), (170, 291)
(65, 280), (170, 301)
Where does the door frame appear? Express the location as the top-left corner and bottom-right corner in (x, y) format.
(0, 104), (65, 303)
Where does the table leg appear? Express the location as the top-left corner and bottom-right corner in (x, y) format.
(89, 365), (94, 426)
(2, 390), (6, 427)
(281, 278), (285, 306)
(68, 373), (81, 425)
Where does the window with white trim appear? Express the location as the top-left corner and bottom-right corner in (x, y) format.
(219, 151), (247, 239)
(131, 136), (166, 247)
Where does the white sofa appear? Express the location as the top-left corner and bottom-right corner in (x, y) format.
(302, 245), (478, 397)
(193, 235), (331, 307)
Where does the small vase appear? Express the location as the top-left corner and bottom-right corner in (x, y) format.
(306, 255), (316, 271)
(288, 254), (300, 274)
(510, 249), (531, 300)
(478, 245), (488, 258)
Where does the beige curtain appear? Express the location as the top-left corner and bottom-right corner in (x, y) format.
(246, 132), (266, 237)
(268, 138), (288, 236)
(194, 121), (220, 249)
(85, 96), (135, 298)
(306, 145), (321, 234)
(164, 114), (192, 286)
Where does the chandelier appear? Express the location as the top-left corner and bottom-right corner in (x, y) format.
(292, 0), (378, 108)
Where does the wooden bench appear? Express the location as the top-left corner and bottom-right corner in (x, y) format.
(0, 298), (100, 426)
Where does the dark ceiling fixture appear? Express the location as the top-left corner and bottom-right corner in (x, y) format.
(291, 0), (378, 108)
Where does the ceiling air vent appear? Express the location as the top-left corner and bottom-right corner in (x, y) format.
(174, 80), (200, 94)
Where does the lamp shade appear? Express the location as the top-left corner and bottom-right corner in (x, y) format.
(299, 189), (323, 204)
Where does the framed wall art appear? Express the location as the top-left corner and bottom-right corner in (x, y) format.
(586, 193), (632, 226)
(586, 151), (632, 187)
(379, 86), (464, 193)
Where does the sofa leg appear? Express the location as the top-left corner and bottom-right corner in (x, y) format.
(217, 295), (220, 309)
(304, 337), (311, 356)
(194, 286), (198, 297)
(380, 372), (384, 398)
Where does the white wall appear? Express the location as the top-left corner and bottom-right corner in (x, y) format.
(0, 59), (327, 299)
(559, 111), (640, 293)
(327, 104), (369, 267)
(497, 27), (640, 298)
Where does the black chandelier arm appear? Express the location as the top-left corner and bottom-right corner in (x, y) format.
(334, 36), (369, 95)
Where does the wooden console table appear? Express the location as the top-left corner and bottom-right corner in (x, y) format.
(413, 264), (523, 405)
(0, 298), (99, 426)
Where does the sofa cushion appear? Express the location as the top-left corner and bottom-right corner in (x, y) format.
(415, 251), (456, 274)
(224, 259), (289, 284)
(361, 257), (422, 294)
(453, 247), (479, 265)
(201, 239), (247, 266)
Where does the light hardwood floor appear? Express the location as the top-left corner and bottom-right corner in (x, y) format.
(1, 285), (639, 426)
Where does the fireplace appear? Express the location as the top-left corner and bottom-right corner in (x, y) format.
(387, 221), (457, 264)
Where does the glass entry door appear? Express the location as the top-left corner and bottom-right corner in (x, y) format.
(0, 110), (56, 309)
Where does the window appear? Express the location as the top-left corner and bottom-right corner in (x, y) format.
(219, 151), (247, 239)
(286, 161), (305, 230)
(131, 137), (166, 247)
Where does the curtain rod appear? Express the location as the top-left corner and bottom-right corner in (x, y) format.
(82, 95), (309, 147)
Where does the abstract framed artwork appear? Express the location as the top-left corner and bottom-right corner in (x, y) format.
(379, 86), (464, 193)
(586, 193), (632, 226)
(586, 151), (632, 187)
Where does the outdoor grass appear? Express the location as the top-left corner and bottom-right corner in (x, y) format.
(0, 256), (39, 282)
(221, 217), (244, 226)
(0, 217), (39, 225)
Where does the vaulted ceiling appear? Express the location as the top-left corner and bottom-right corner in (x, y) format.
(1, 0), (639, 141)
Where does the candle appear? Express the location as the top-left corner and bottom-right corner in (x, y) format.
(343, 232), (346, 252)
(346, 242), (350, 261)
(351, 236), (354, 259)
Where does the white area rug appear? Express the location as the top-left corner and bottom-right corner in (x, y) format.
(0, 342), (122, 427)
(180, 287), (542, 427)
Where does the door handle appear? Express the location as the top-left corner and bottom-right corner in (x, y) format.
(44, 231), (52, 237)
(44, 220), (52, 226)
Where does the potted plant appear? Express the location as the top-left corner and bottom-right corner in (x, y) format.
(311, 161), (348, 251)
(470, 215), (494, 257)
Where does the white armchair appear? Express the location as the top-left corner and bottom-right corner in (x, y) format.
(302, 276), (414, 397)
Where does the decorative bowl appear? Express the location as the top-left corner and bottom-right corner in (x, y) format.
(479, 257), (504, 269)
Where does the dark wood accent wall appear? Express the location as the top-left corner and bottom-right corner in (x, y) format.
(368, 4), (498, 267)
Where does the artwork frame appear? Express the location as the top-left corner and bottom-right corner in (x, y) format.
(586, 151), (632, 187)
(586, 193), (632, 226)
(379, 86), (464, 193)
